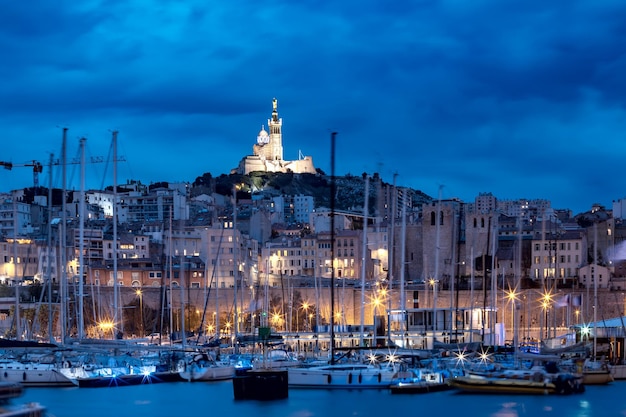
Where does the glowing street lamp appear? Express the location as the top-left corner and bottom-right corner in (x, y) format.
(505, 287), (519, 362)
(301, 301), (310, 332)
(428, 278), (439, 334)
(99, 320), (114, 339)
(505, 288), (519, 330)
(271, 312), (282, 330)
(541, 298), (551, 340)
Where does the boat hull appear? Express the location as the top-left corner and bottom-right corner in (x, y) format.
(610, 364), (626, 380)
(0, 362), (75, 387)
(288, 365), (395, 389)
(582, 370), (613, 385)
(390, 381), (452, 394)
(181, 365), (235, 382)
(76, 371), (184, 388)
(448, 375), (557, 395)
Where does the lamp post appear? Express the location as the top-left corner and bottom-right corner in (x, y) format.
(541, 291), (552, 341)
(506, 288), (519, 363)
(429, 278), (439, 338)
(301, 301), (309, 332)
(372, 294), (382, 347)
(541, 301), (549, 340)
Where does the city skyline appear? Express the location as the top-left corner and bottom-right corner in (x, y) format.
(1, 1), (625, 214)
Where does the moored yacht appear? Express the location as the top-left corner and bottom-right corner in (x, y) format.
(288, 360), (397, 389)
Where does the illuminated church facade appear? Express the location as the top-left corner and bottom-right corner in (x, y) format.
(233, 98), (316, 175)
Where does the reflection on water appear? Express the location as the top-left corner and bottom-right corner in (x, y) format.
(491, 401), (521, 417)
(19, 380), (626, 417)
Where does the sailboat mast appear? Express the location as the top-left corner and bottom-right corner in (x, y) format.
(232, 184), (239, 353)
(180, 234), (186, 350)
(168, 211), (174, 344)
(359, 176), (369, 346)
(60, 127), (68, 343)
(78, 137), (86, 339)
(112, 131), (119, 338)
(46, 153), (54, 343)
(12, 188), (20, 340)
(593, 222), (598, 359)
(386, 173), (397, 345)
(513, 211), (522, 365)
(329, 132), (336, 364)
(433, 185), (442, 341)
(490, 221), (497, 343)
(399, 189), (407, 324)
(469, 246), (474, 343)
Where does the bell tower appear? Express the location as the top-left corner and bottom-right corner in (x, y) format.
(268, 98), (283, 161)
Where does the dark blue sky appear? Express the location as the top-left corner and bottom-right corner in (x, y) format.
(1, 1), (625, 214)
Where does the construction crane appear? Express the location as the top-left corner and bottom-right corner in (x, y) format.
(0, 160), (44, 188)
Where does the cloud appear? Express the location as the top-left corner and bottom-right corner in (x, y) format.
(1, 0), (625, 214)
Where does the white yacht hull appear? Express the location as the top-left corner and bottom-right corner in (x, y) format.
(180, 364), (235, 381)
(288, 364), (395, 388)
(0, 361), (74, 387)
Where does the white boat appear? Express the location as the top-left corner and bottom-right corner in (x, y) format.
(288, 362), (396, 388)
(180, 353), (235, 382)
(254, 348), (301, 370)
(559, 357), (614, 385)
(389, 367), (452, 394)
(579, 360), (613, 385)
(0, 360), (75, 387)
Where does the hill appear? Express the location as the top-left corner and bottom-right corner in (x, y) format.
(192, 171), (432, 212)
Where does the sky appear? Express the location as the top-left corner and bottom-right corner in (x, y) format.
(1, 1), (625, 215)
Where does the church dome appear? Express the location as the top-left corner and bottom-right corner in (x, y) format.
(257, 126), (270, 144)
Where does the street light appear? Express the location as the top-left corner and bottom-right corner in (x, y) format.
(428, 278), (439, 336)
(505, 287), (519, 362)
(541, 291), (553, 340)
(99, 320), (114, 339)
(301, 301), (310, 332)
(370, 289), (386, 347)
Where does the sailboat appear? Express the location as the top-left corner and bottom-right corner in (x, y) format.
(579, 223), (613, 385)
(287, 133), (398, 389)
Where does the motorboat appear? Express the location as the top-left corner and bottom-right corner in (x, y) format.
(180, 352), (235, 382)
(448, 366), (584, 395)
(389, 368), (452, 394)
(288, 362), (397, 389)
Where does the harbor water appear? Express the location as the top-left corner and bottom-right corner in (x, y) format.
(19, 380), (626, 417)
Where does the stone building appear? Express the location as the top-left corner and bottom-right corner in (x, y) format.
(234, 98), (316, 175)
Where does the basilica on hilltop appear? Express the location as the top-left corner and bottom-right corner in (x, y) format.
(233, 98), (316, 175)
